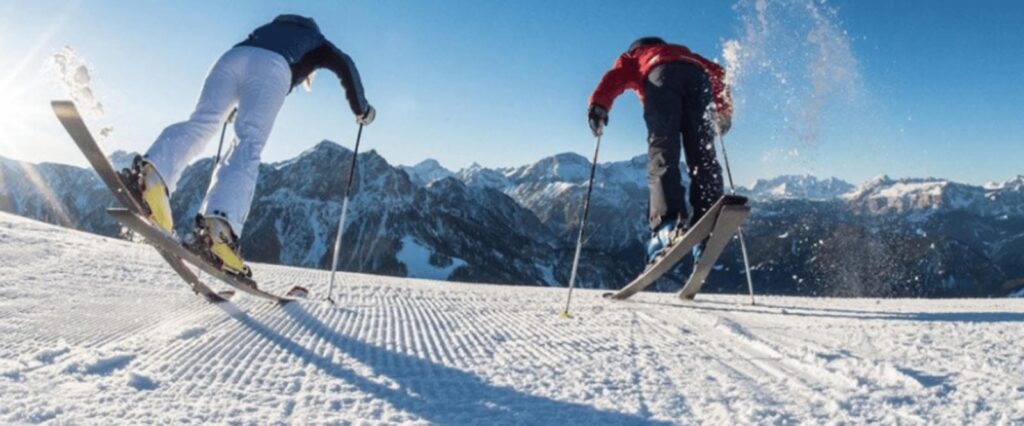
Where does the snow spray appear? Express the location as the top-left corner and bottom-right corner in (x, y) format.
(49, 46), (113, 139)
(722, 0), (862, 158)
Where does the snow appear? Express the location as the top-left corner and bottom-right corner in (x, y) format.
(48, 47), (113, 140)
(722, 0), (862, 147)
(455, 163), (513, 189)
(396, 235), (466, 280)
(740, 175), (854, 201)
(876, 181), (946, 200)
(49, 47), (105, 118)
(2, 211), (1024, 423)
(401, 159), (453, 186)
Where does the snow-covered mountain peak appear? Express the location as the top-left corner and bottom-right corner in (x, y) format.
(596, 154), (649, 189)
(743, 174), (854, 201)
(837, 176), (1021, 217)
(455, 162), (512, 189)
(507, 152), (591, 184)
(844, 174), (893, 197)
(843, 175), (917, 201)
(308, 139), (350, 155)
(270, 141), (399, 180)
(411, 159), (448, 173)
(986, 175), (1024, 192)
(274, 140), (349, 169)
(401, 159), (453, 187)
(844, 177), (952, 199)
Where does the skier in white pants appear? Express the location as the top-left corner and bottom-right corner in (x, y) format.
(123, 14), (374, 276)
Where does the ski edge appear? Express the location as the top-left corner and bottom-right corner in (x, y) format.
(677, 204), (751, 300)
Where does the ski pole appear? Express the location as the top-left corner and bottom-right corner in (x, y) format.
(197, 108), (238, 285)
(214, 108), (238, 166)
(718, 133), (756, 305)
(327, 124), (364, 305)
(560, 135), (601, 319)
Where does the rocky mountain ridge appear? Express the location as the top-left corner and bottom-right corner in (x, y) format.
(3, 146), (1023, 297)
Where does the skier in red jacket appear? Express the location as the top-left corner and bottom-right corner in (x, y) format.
(588, 37), (732, 263)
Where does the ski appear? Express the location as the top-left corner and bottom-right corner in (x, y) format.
(604, 195), (749, 300)
(51, 100), (226, 303)
(108, 208), (291, 304)
(676, 202), (750, 300)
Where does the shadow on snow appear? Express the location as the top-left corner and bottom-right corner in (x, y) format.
(217, 302), (664, 425)
(632, 298), (1024, 323)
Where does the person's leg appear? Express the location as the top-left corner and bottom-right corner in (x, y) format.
(200, 48), (291, 236)
(144, 50), (242, 193)
(643, 65), (687, 232)
(675, 65), (723, 227)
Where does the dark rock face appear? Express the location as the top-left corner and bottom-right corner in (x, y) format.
(3, 146), (1023, 297)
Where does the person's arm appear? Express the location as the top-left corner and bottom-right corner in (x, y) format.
(691, 54), (732, 132)
(309, 41), (370, 116)
(588, 53), (641, 112)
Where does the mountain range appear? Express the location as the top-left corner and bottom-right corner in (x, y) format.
(2, 142), (1022, 297)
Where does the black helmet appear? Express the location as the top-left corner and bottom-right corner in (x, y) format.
(273, 14), (320, 32)
(628, 37), (666, 52)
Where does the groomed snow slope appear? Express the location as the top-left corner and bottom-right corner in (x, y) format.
(1, 212), (1022, 424)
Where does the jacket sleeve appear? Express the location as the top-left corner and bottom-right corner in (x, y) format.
(312, 41), (370, 115)
(588, 53), (641, 111)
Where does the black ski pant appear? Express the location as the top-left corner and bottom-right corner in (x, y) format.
(643, 62), (724, 232)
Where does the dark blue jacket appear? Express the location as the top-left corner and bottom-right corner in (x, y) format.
(236, 15), (368, 115)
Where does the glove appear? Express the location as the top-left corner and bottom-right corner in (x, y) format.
(356, 105), (375, 126)
(716, 112), (732, 136)
(715, 87), (733, 136)
(588, 104), (608, 137)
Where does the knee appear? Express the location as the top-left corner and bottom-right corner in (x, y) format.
(648, 156), (679, 179)
(234, 121), (270, 148)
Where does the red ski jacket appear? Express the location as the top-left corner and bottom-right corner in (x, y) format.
(589, 43), (731, 121)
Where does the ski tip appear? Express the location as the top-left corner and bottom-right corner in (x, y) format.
(51, 100), (77, 116)
(601, 292), (616, 299)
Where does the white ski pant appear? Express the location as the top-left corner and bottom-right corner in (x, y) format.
(145, 46), (291, 235)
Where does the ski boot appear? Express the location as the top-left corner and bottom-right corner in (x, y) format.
(120, 155), (174, 232)
(645, 219), (683, 264)
(191, 214), (253, 278)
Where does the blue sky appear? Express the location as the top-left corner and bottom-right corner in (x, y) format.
(0, 0), (1021, 186)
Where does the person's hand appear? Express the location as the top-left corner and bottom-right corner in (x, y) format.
(356, 105), (375, 126)
(716, 112), (731, 136)
(588, 104), (608, 137)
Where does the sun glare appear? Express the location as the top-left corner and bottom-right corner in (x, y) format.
(0, 84), (45, 158)
(0, 0), (92, 234)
